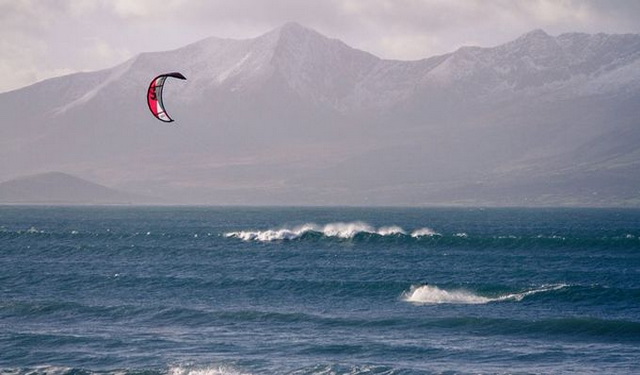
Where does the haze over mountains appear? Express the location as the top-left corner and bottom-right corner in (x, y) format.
(0, 172), (151, 205)
(1, 22), (639, 206)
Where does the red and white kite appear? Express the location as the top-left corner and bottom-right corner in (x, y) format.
(146, 72), (186, 122)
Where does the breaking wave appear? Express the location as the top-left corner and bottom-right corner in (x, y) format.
(402, 284), (568, 305)
(224, 222), (440, 242)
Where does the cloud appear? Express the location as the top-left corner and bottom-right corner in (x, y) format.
(323, 0), (640, 58)
(2, 0), (640, 93)
(0, 0), (63, 91)
(0, 0), (53, 32)
(80, 38), (132, 69)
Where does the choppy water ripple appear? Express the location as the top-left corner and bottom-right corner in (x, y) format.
(1, 206), (639, 374)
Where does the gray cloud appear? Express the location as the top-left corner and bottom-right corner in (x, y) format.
(2, 0), (640, 92)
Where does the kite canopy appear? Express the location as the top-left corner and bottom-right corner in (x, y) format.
(146, 72), (186, 122)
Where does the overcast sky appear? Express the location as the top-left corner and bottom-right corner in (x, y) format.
(2, 0), (640, 93)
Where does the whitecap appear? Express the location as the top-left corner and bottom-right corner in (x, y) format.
(322, 221), (374, 238)
(224, 225), (313, 241)
(403, 285), (491, 304)
(410, 227), (440, 237)
(403, 284), (568, 305)
(378, 225), (406, 236)
(225, 222), (441, 242)
(169, 365), (252, 375)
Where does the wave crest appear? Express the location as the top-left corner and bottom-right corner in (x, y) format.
(403, 284), (568, 305)
(224, 222), (439, 242)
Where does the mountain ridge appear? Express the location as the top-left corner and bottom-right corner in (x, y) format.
(1, 23), (639, 206)
(0, 172), (157, 205)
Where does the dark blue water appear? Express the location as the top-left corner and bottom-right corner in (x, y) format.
(1, 206), (639, 375)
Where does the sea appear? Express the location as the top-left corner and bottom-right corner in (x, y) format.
(1, 206), (639, 375)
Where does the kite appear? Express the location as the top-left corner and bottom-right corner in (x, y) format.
(147, 72), (186, 122)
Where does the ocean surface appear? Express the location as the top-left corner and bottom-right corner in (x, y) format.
(1, 206), (639, 375)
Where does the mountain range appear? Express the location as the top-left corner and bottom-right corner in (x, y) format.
(1, 22), (639, 206)
(0, 172), (153, 205)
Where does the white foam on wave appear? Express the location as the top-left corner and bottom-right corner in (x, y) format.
(496, 284), (568, 302)
(322, 221), (375, 238)
(403, 284), (568, 305)
(292, 364), (395, 375)
(410, 227), (441, 237)
(169, 365), (252, 375)
(224, 224), (317, 241)
(403, 285), (491, 304)
(378, 225), (407, 236)
(225, 222), (440, 242)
